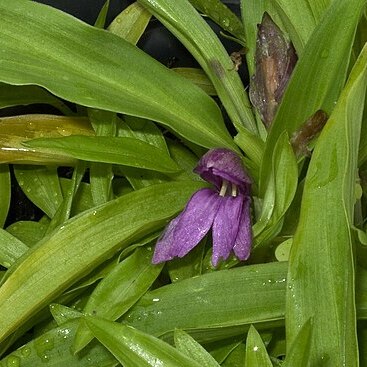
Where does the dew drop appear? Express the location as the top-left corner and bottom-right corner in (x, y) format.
(34, 337), (54, 363)
(20, 346), (31, 357)
(6, 356), (20, 367)
(221, 18), (230, 27)
(40, 354), (49, 363)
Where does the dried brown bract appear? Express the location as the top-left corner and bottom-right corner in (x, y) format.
(249, 13), (297, 127)
(291, 110), (328, 158)
(230, 48), (246, 71)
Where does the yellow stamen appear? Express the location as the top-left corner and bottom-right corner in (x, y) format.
(231, 183), (238, 197)
(219, 180), (228, 196)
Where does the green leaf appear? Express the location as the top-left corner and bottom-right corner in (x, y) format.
(241, 0), (267, 76)
(221, 342), (246, 366)
(0, 228), (29, 268)
(124, 261), (287, 343)
(0, 0), (233, 150)
(46, 162), (86, 234)
(84, 317), (202, 367)
(115, 116), (171, 188)
(88, 110), (116, 206)
(234, 129), (265, 171)
(95, 0), (110, 29)
(0, 165), (10, 228)
(61, 256), (119, 298)
(286, 44), (367, 365)
(25, 136), (180, 173)
(0, 83), (72, 114)
(283, 318), (312, 367)
(0, 114), (93, 165)
(50, 304), (82, 326)
(188, 0), (246, 43)
(14, 165), (63, 218)
(108, 2), (151, 45)
(0, 320), (117, 367)
(137, 0), (257, 136)
(167, 238), (205, 283)
(205, 337), (244, 364)
(122, 115), (169, 153)
(0, 114), (93, 139)
(273, 0), (331, 53)
(74, 246), (163, 352)
(260, 0), (365, 194)
(123, 263), (367, 346)
(245, 325), (272, 367)
(253, 132), (298, 248)
(59, 178), (94, 216)
(167, 140), (201, 181)
(6, 220), (48, 247)
(0, 180), (206, 342)
(173, 68), (217, 96)
(174, 329), (220, 367)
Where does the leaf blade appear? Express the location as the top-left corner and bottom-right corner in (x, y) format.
(286, 44), (367, 365)
(25, 136), (180, 173)
(0, 0), (234, 149)
(0, 181), (206, 342)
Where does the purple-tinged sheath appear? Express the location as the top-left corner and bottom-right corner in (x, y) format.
(152, 148), (252, 267)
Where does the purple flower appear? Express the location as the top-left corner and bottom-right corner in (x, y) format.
(152, 148), (252, 267)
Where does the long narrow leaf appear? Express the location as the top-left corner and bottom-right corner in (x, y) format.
(245, 325), (272, 367)
(0, 229), (28, 268)
(0, 0), (234, 150)
(137, 0), (257, 135)
(0, 181), (206, 342)
(286, 44), (367, 365)
(273, 0), (330, 53)
(14, 165), (63, 218)
(260, 0), (365, 194)
(124, 261), (288, 342)
(0, 320), (117, 367)
(0, 83), (72, 114)
(25, 136), (180, 173)
(74, 246), (163, 352)
(174, 329), (221, 367)
(84, 317), (202, 367)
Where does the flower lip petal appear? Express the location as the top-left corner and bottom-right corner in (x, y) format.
(233, 196), (252, 260)
(152, 215), (181, 264)
(211, 195), (243, 267)
(194, 148), (251, 191)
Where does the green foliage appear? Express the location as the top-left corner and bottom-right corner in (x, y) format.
(0, 0), (366, 365)
(286, 43), (367, 366)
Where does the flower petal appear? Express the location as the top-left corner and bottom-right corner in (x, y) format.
(152, 188), (221, 264)
(211, 195), (243, 267)
(172, 188), (221, 258)
(233, 196), (252, 260)
(194, 148), (251, 191)
(152, 215), (181, 264)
